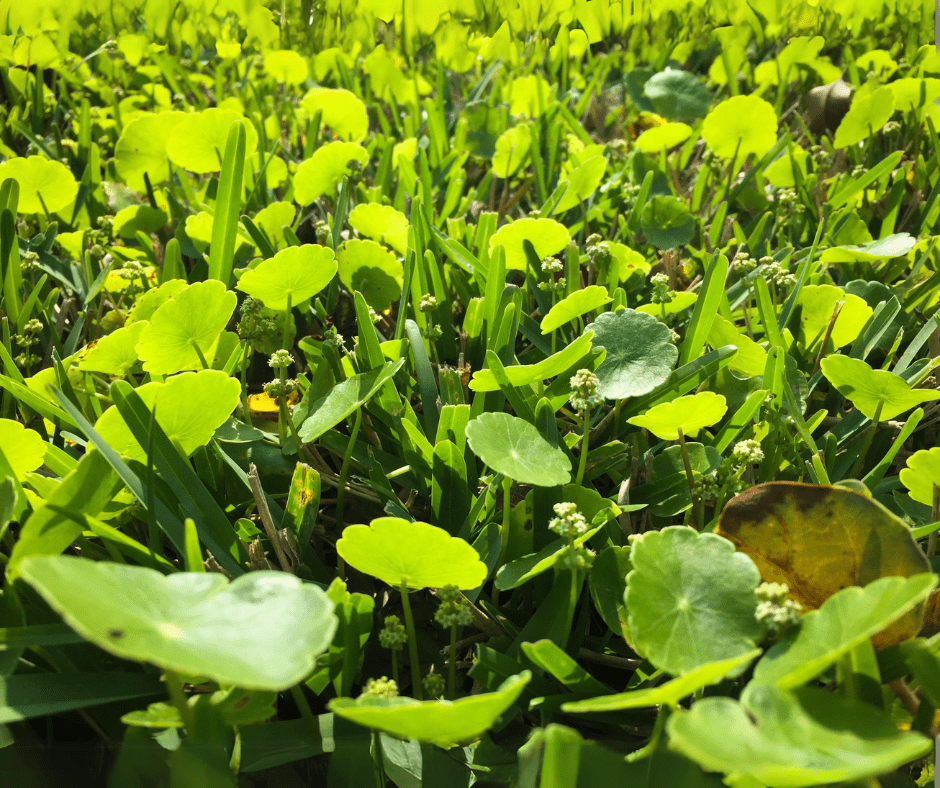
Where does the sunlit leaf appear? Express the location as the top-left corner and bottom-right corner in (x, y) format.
(627, 391), (727, 439)
(0, 156), (77, 214)
(821, 355), (940, 420)
(348, 203), (409, 255)
(489, 217), (571, 271)
(833, 85), (896, 148)
(541, 286), (611, 333)
(336, 238), (403, 311)
(115, 112), (186, 190)
(294, 142), (369, 205)
(302, 88), (369, 141)
(701, 95), (778, 160)
(466, 412), (571, 486)
(236, 245), (336, 310)
(166, 110), (258, 174)
(0, 418), (46, 479)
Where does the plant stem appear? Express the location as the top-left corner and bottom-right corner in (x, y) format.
(929, 483), (939, 558)
(163, 669), (194, 735)
(625, 704), (671, 762)
(335, 409), (362, 561)
(676, 428), (700, 529)
(240, 343), (253, 428)
(191, 341), (211, 370)
(372, 730), (387, 788)
(282, 292), (292, 350)
(399, 578), (423, 700)
(560, 565), (581, 653)
(849, 399), (884, 480)
(576, 406), (592, 487)
(447, 623), (457, 700)
(290, 684), (321, 742)
(391, 649), (399, 686)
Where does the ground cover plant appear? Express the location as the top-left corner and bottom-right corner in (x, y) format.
(2, 0), (940, 785)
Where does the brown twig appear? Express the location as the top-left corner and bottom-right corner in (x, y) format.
(247, 463), (294, 573)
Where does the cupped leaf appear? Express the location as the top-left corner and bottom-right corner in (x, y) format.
(821, 355), (940, 420)
(336, 238), (404, 312)
(113, 205), (167, 238)
(752, 574), (937, 688)
(78, 321), (146, 377)
(643, 69), (711, 122)
(236, 245), (337, 310)
(127, 279), (187, 324)
(114, 111), (186, 190)
(640, 195), (695, 249)
(302, 87), (368, 141)
(492, 125), (532, 178)
(294, 142), (369, 205)
(506, 74), (555, 117)
(819, 232), (917, 263)
(297, 360), (405, 444)
(336, 517), (487, 590)
(95, 370), (241, 463)
(608, 243), (651, 283)
(264, 49), (309, 85)
(627, 391), (727, 440)
(466, 412), (571, 486)
(706, 315), (766, 377)
(489, 218), (571, 271)
(900, 447), (940, 506)
(165, 110), (258, 174)
(833, 85), (896, 148)
(0, 156), (77, 214)
(468, 332), (597, 392)
(668, 682), (932, 787)
(797, 284), (873, 350)
(0, 418), (45, 479)
(19, 555), (336, 691)
(552, 155), (607, 213)
(329, 672), (530, 747)
(589, 309), (678, 399)
(635, 122), (693, 154)
(561, 650), (759, 713)
(348, 203), (409, 255)
(701, 94), (778, 160)
(135, 280), (237, 374)
(540, 286), (611, 333)
(625, 527), (766, 676)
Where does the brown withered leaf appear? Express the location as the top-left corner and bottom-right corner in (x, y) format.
(716, 482), (931, 648)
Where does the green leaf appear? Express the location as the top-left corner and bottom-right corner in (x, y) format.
(0, 672), (164, 724)
(135, 280), (237, 374)
(819, 232), (917, 263)
(635, 122), (693, 154)
(627, 391), (727, 440)
(701, 95), (778, 160)
(706, 315), (766, 377)
(492, 125), (532, 178)
(797, 284), (873, 350)
(114, 111), (186, 190)
(552, 155), (607, 213)
(561, 650), (759, 713)
(127, 279), (187, 324)
(640, 195), (695, 249)
(336, 517), (487, 590)
(495, 524), (605, 591)
(0, 156), (77, 214)
(79, 318), (146, 377)
(540, 286), (611, 333)
(466, 412), (571, 486)
(294, 142), (369, 205)
(302, 88), (368, 141)
(468, 331), (596, 392)
(521, 640), (610, 695)
(207, 120), (247, 285)
(336, 238), (404, 312)
(264, 49), (309, 84)
(348, 203), (409, 255)
(900, 447), (940, 506)
(297, 360), (404, 444)
(752, 575), (937, 689)
(489, 217), (571, 272)
(113, 205), (168, 238)
(668, 683), (931, 787)
(821, 355), (940, 420)
(19, 555), (337, 691)
(236, 245), (336, 310)
(166, 110), (257, 174)
(833, 85), (896, 148)
(95, 370), (241, 463)
(643, 68), (711, 122)
(0, 418), (46, 479)
(589, 309), (678, 398)
(625, 526), (766, 675)
(329, 672), (530, 747)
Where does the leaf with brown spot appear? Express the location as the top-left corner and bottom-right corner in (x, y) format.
(716, 482), (930, 648)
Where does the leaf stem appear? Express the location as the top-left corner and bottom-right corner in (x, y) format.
(575, 406), (592, 487)
(289, 684), (321, 743)
(162, 669), (194, 735)
(849, 399), (884, 480)
(447, 623), (457, 700)
(282, 292), (292, 351)
(191, 341), (211, 370)
(399, 578), (424, 700)
(335, 408), (362, 541)
(676, 427), (701, 529)
(372, 730), (387, 788)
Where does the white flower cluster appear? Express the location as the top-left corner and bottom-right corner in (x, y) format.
(569, 369), (603, 411)
(361, 677), (399, 698)
(549, 502), (589, 540)
(754, 582), (802, 632)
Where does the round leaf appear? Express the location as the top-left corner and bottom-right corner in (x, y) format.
(78, 321), (146, 377)
(348, 203), (409, 255)
(0, 418), (45, 479)
(834, 85), (896, 149)
(716, 482), (933, 649)
(135, 280), (237, 375)
(642, 68), (711, 122)
(19, 555), (337, 691)
(166, 110), (258, 174)
(505, 74), (555, 117)
(797, 285), (873, 350)
(706, 315), (766, 378)
(302, 88), (368, 141)
(330, 672), (530, 747)
(819, 233), (917, 264)
(668, 682), (932, 786)
(552, 155), (607, 213)
(465, 412), (571, 486)
(294, 142), (369, 205)
(635, 122), (693, 154)
(115, 112), (186, 190)
(236, 245), (336, 311)
(901, 448), (940, 506)
(336, 517), (487, 590)
(626, 527), (766, 675)
(492, 125), (532, 178)
(540, 286), (612, 333)
(336, 238), (404, 312)
(263, 50), (309, 85)
(627, 391), (727, 440)
(588, 309), (678, 399)
(95, 370), (241, 463)
(821, 355), (940, 421)
(489, 218), (571, 272)
(0, 156), (78, 214)
(640, 195), (695, 249)
(702, 95), (778, 160)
